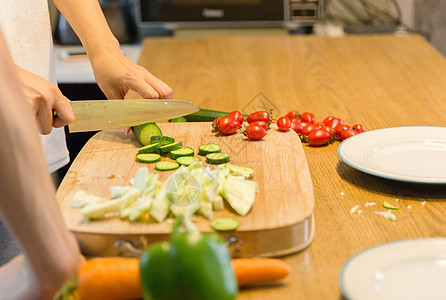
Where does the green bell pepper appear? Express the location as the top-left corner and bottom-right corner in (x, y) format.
(139, 218), (238, 300)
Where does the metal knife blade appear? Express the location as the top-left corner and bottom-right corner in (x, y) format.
(68, 99), (199, 133)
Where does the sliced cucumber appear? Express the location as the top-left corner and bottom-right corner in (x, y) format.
(159, 142), (183, 154)
(382, 201), (399, 210)
(132, 123), (162, 146)
(170, 147), (194, 160)
(155, 161), (180, 171)
(169, 117), (187, 123)
(138, 142), (161, 154)
(176, 156), (200, 166)
(150, 135), (175, 145)
(183, 108), (247, 122)
(136, 153), (162, 164)
(206, 152), (230, 165)
(210, 217), (240, 231)
(198, 143), (221, 156)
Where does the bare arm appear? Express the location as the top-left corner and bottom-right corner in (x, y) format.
(52, 0), (173, 100)
(0, 31), (82, 299)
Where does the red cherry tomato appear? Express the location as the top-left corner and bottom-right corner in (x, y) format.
(277, 116), (291, 132)
(300, 112), (316, 124)
(299, 121), (312, 128)
(334, 124), (351, 139)
(218, 117), (239, 135)
(340, 129), (358, 141)
(326, 118), (344, 129)
(308, 129), (331, 147)
(320, 125), (335, 138)
(352, 124), (366, 133)
(247, 111), (271, 125)
(312, 122), (326, 130)
(244, 124), (267, 141)
(286, 111), (300, 120)
(212, 118), (219, 132)
(250, 120), (269, 131)
(323, 116), (336, 125)
(290, 118), (303, 134)
(300, 124), (315, 137)
(227, 111), (244, 127)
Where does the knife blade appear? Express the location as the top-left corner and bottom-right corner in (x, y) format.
(67, 99), (199, 133)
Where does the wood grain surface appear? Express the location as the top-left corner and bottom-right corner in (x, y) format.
(124, 34), (446, 299)
(57, 122), (314, 257)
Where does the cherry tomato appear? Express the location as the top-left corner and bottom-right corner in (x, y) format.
(218, 117), (239, 135)
(300, 112), (316, 124)
(290, 118), (303, 134)
(312, 122), (326, 130)
(244, 124), (267, 141)
(300, 124), (315, 137)
(323, 116), (336, 125)
(228, 111), (244, 127)
(286, 111), (300, 120)
(334, 124), (351, 139)
(352, 124), (366, 133)
(320, 125), (335, 138)
(340, 129), (358, 141)
(277, 116), (291, 132)
(299, 121), (312, 128)
(250, 120), (269, 131)
(212, 118), (219, 132)
(326, 118), (344, 129)
(308, 129), (331, 147)
(247, 110), (271, 125)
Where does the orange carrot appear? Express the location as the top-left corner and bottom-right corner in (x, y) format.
(75, 257), (291, 300)
(77, 257), (141, 300)
(231, 258), (291, 287)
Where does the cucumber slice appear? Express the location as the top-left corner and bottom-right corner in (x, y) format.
(155, 161), (180, 171)
(382, 201), (399, 210)
(132, 123), (162, 146)
(176, 156), (200, 166)
(138, 142), (161, 154)
(198, 143), (221, 156)
(210, 217), (240, 231)
(206, 153), (230, 165)
(150, 135), (175, 145)
(170, 147), (195, 160)
(136, 153), (162, 164)
(159, 142), (183, 154)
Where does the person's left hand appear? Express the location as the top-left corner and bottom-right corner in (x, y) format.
(90, 50), (173, 100)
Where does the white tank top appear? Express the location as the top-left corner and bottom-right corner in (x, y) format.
(0, 0), (69, 173)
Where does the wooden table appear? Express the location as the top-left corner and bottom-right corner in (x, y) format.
(126, 34), (446, 299)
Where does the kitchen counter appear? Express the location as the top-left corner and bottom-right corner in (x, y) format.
(124, 34), (446, 299)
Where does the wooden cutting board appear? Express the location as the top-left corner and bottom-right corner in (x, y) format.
(56, 122), (314, 257)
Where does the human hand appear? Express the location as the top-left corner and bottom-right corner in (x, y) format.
(16, 66), (75, 134)
(90, 50), (173, 100)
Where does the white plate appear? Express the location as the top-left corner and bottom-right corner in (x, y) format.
(337, 126), (446, 183)
(340, 238), (446, 300)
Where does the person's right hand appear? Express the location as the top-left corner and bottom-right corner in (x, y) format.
(15, 66), (75, 134)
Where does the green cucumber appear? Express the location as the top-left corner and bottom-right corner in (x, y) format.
(136, 153), (162, 164)
(155, 161), (180, 171)
(138, 142), (161, 154)
(169, 117), (188, 123)
(210, 217), (240, 231)
(183, 108), (248, 122)
(198, 143), (221, 156)
(132, 123), (162, 146)
(176, 156), (200, 166)
(159, 142), (183, 154)
(206, 152), (230, 165)
(150, 135), (175, 145)
(170, 147), (194, 160)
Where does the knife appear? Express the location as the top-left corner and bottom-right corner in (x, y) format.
(67, 99), (199, 133)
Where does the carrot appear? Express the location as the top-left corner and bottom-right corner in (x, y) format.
(77, 257), (141, 300)
(231, 258), (291, 287)
(75, 257), (291, 299)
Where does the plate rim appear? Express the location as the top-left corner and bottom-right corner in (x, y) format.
(339, 237), (446, 300)
(337, 126), (446, 184)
